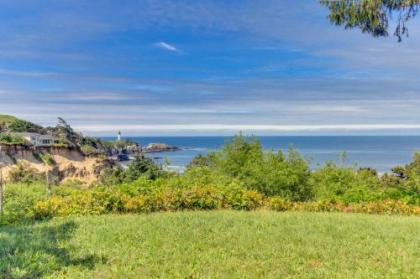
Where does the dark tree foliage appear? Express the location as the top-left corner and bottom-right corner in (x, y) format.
(186, 154), (214, 170)
(320, 0), (419, 41)
(55, 117), (82, 147)
(125, 154), (162, 181)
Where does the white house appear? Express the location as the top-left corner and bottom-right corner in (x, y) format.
(17, 133), (59, 147)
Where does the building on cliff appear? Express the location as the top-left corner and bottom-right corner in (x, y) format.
(16, 133), (59, 147)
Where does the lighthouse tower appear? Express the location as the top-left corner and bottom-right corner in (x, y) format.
(117, 131), (121, 141)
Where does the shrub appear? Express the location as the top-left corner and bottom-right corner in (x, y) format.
(266, 197), (293, 211)
(2, 182), (418, 224)
(222, 188), (263, 210)
(245, 148), (312, 200)
(310, 162), (385, 203)
(98, 167), (125, 186)
(124, 154), (163, 181)
(185, 154), (214, 170)
(267, 199), (419, 216)
(380, 152), (420, 205)
(167, 186), (223, 210)
(121, 195), (147, 212)
(80, 144), (98, 156)
(32, 186), (420, 219)
(59, 179), (85, 189)
(3, 134), (420, 225)
(8, 119), (42, 133)
(31, 184), (265, 218)
(186, 135), (312, 200)
(1, 183), (48, 224)
(33, 190), (123, 219)
(8, 163), (44, 184)
(0, 134), (25, 145)
(40, 153), (55, 166)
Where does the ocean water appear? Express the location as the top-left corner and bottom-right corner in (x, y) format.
(105, 136), (420, 173)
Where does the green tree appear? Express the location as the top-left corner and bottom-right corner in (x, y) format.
(186, 154), (214, 170)
(310, 161), (381, 202)
(125, 155), (162, 181)
(388, 152), (420, 201)
(190, 135), (312, 200)
(320, 0), (419, 41)
(55, 117), (83, 147)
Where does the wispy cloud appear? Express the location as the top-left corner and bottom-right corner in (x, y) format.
(0, 1), (418, 136)
(155, 42), (180, 53)
(0, 68), (57, 77)
(72, 124), (420, 136)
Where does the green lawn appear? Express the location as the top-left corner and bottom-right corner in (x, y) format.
(0, 114), (17, 125)
(1, 211), (419, 278)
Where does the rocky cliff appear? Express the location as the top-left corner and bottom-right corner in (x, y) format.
(0, 144), (114, 185)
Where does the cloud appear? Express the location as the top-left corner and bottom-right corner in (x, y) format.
(0, 68), (57, 77)
(71, 124), (420, 136)
(155, 42), (180, 52)
(1, 75), (419, 132)
(0, 1), (418, 135)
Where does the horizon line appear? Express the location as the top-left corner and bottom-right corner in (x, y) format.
(72, 124), (420, 135)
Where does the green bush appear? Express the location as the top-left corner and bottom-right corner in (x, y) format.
(1, 180), (419, 225)
(124, 154), (163, 181)
(99, 155), (165, 186)
(1, 183), (48, 224)
(310, 162), (377, 203)
(40, 153), (55, 166)
(266, 199), (419, 216)
(2, 134), (420, 225)
(7, 119), (42, 133)
(222, 188), (263, 210)
(32, 184), (265, 219)
(31, 185), (419, 220)
(267, 197), (293, 211)
(80, 144), (98, 156)
(383, 152), (420, 204)
(174, 186), (223, 210)
(0, 134), (25, 145)
(59, 179), (85, 189)
(186, 135), (312, 200)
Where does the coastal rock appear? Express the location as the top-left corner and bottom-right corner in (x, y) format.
(144, 143), (180, 153)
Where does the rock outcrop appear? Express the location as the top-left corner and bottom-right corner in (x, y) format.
(144, 143), (180, 153)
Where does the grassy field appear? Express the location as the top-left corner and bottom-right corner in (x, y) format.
(0, 114), (17, 125)
(1, 211), (419, 278)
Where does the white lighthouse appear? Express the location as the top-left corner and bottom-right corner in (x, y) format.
(117, 131), (121, 141)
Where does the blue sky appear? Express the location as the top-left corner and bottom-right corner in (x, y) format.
(0, 0), (419, 136)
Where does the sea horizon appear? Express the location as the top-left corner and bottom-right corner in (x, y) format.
(103, 135), (420, 173)
(103, 134), (420, 137)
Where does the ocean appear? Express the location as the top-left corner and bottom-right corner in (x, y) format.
(104, 136), (420, 173)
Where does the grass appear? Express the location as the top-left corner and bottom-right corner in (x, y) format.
(0, 114), (17, 125)
(1, 211), (419, 278)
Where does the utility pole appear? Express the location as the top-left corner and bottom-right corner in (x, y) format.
(45, 170), (52, 195)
